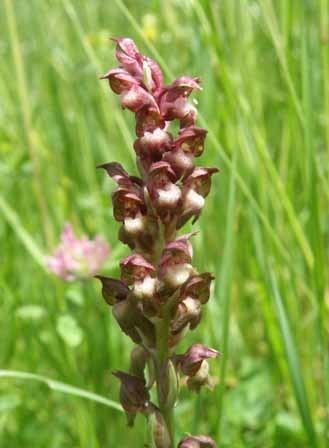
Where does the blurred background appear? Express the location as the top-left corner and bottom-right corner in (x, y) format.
(1, 0), (328, 446)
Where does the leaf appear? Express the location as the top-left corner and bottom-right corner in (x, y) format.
(56, 314), (83, 347)
(16, 305), (46, 320)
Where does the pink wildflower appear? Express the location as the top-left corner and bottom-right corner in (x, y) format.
(46, 223), (109, 281)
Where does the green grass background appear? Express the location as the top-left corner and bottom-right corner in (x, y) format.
(1, 0), (328, 446)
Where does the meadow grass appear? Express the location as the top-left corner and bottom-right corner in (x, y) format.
(0, 0), (328, 446)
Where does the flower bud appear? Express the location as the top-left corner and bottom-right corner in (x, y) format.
(113, 370), (150, 413)
(186, 360), (210, 392)
(112, 298), (155, 346)
(157, 360), (180, 410)
(129, 346), (149, 378)
(175, 344), (219, 377)
(148, 407), (172, 448)
(114, 37), (143, 78)
(100, 68), (138, 94)
(120, 254), (155, 285)
(113, 38), (163, 93)
(121, 85), (158, 112)
(178, 435), (217, 448)
(95, 276), (130, 305)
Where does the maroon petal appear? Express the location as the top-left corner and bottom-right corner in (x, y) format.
(113, 370), (150, 413)
(180, 104), (198, 128)
(120, 253), (155, 284)
(120, 85), (158, 112)
(146, 161), (182, 211)
(113, 38), (163, 93)
(114, 37), (144, 78)
(112, 188), (145, 221)
(161, 97), (197, 122)
(177, 168), (219, 228)
(161, 232), (196, 264)
(173, 126), (207, 157)
(114, 37), (139, 59)
(98, 162), (143, 199)
(181, 273), (214, 304)
(148, 161), (177, 181)
(135, 107), (166, 137)
(163, 76), (202, 102)
(97, 162), (130, 184)
(178, 435), (217, 448)
(175, 343), (219, 376)
(163, 149), (194, 179)
(134, 129), (172, 160)
(95, 276), (129, 305)
(171, 297), (202, 335)
(183, 167), (219, 197)
(112, 299), (155, 346)
(100, 68), (139, 94)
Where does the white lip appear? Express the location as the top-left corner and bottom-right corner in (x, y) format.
(165, 263), (193, 288)
(124, 215), (145, 235)
(133, 275), (157, 299)
(157, 184), (181, 207)
(184, 189), (205, 211)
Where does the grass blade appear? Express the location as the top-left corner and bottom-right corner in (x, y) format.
(0, 195), (45, 269)
(214, 152), (237, 439)
(0, 369), (123, 412)
(270, 274), (318, 447)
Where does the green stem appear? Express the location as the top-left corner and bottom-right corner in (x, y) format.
(155, 315), (175, 446)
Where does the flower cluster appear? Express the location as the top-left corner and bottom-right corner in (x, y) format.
(47, 223), (109, 281)
(97, 38), (219, 447)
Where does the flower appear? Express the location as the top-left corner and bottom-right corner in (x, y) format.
(174, 344), (220, 392)
(174, 344), (219, 376)
(159, 233), (196, 288)
(98, 37), (220, 442)
(178, 435), (217, 448)
(46, 223), (109, 281)
(112, 370), (150, 413)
